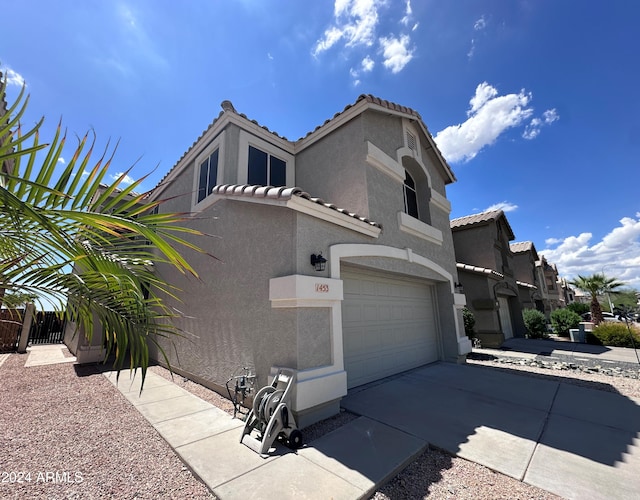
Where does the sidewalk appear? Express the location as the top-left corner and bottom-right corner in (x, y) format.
(103, 370), (424, 500)
(479, 337), (640, 367)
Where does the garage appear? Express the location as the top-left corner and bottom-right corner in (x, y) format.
(341, 266), (440, 389)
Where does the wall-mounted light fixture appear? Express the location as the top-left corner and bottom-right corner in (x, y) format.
(310, 253), (327, 272)
(454, 282), (464, 294)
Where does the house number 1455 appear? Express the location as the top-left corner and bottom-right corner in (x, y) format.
(315, 284), (329, 293)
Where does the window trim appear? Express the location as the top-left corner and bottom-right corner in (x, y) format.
(193, 131), (225, 209)
(238, 130), (295, 186)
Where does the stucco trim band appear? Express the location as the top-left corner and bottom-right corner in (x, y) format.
(269, 275), (343, 308)
(397, 211), (444, 245)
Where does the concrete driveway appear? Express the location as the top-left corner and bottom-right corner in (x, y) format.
(341, 362), (640, 500)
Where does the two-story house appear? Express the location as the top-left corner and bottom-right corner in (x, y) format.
(451, 210), (526, 347)
(536, 255), (562, 318)
(510, 241), (544, 312)
(148, 95), (471, 426)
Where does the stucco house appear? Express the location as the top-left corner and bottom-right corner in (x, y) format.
(510, 241), (544, 312)
(148, 95), (470, 426)
(451, 210), (526, 347)
(536, 255), (562, 318)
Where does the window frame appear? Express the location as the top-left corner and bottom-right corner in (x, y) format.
(193, 131), (225, 209)
(238, 130), (295, 186)
(403, 170), (419, 219)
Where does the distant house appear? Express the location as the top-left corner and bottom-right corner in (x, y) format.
(536, 255), (562, 318)
(148, 95), (471, 426)
(451, 210), (526, 347)
(510, 241), (544, 312)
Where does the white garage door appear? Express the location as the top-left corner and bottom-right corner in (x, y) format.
(341, 267), (439, 389)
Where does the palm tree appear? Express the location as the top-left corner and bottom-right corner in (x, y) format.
(1, 73), (209, 382)
(569, 273), (624, 325)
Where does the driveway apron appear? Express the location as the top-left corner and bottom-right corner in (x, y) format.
(340, 362), (640, 500)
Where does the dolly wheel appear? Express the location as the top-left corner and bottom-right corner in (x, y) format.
(288, 429), (303, 449)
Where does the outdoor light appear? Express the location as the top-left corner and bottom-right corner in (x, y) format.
(310, 253), (327, 272)
(454, 282), (464, 294)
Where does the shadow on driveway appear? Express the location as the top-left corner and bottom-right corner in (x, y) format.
(341, 362), (640, 499)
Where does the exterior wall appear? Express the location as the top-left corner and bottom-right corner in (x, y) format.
(295, 117), (369, 217)
(452, 224), (497, 268)
(152, 199), (300, 390)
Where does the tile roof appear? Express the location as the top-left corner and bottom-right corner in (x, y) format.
(152, 94), (452, 197)
(510, 241), (534, 253)
(211, 184), (381, 229)
(516, 280), (537, 289)
(450, 209), (515, 240)
(456, 262), (504, 279)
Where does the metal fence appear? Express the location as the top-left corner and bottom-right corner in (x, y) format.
(29, 311), (66, 345)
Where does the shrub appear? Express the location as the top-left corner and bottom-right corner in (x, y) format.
(550, 308), (581, 336)
(462, 307), (476, 338)
(567, 302), (590, 316)
(522, 308), (548, 339)
(592, 323), (640, 348)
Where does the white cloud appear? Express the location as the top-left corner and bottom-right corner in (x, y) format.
(361, 55), (375, 72)
(434, 82), (534, 163)
(5, 68), (25, 87)
(380, 34), (414, 73)
(541, 214), (640, 288)
(468, 15), (488, 59)
(523, 108), (559, 140)
(57, 157), (66, 165)
(111, 172), (135, 185)
(350, 55), (375, 86)
(484, 201), (518, 213)
(474, 16), (487, 31)
(313, 0), (382, 56)
(313, 0), (417, 80)
(400, 0), (413, 27)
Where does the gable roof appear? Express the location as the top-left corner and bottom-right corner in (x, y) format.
(450, 209), (516, 240)
(152, 94), (455, 199)
(510, 241), (539, 259)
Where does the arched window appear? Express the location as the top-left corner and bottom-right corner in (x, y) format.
(403, 171), (419, 219)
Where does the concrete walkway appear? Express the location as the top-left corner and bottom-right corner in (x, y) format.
(483, 337), (640, 367)
(24, 343), (77, 367)
(103, 370), (425, 499)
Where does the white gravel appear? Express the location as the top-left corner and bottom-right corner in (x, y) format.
(2, 349), (639, 499)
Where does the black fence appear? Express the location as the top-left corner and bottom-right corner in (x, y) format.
(29, 311), (66, 345)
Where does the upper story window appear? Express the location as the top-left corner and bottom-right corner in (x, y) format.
(193, 131), (225, 208)
(403, 171), (419, 219)
(248, 146), (286, 186)
(238, 130), (295, 186)
(198, 149), (219, 203)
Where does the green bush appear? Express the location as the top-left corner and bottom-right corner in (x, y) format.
(550, 308), (581, 336)
(567, 302), (590, 316)
(592, 323), (640, 348)
(522, 308), (548, 339)
(462, 307), (475, 338)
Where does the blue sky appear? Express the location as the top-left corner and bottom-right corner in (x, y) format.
(2, 0), (639, 289)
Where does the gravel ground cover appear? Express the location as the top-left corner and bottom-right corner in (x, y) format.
(0, 354), (214, 500)
(3, 348), (639, 499)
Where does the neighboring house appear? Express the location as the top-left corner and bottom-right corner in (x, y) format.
(558, 277), (575, 307)
(148, 95), (471, 426)
(536, 255), (562, 317)
(451, 210), (526, 347)
(510, 241), (544, 312)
